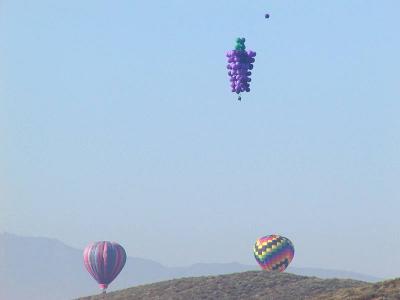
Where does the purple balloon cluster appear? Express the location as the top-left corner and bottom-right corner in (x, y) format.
(226, 50), (256, 94)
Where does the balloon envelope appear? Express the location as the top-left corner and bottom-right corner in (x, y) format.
(253, 235), (294, 272)
(83, 241), (127, 291)
(227, 38), (256, 97)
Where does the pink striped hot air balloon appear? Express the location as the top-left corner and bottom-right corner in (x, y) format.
(83, 241), (126, 293)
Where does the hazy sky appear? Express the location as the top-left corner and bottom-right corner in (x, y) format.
(1, 1), (399, 278)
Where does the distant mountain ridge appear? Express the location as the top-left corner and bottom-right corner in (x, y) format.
(0, 232), (382, 300)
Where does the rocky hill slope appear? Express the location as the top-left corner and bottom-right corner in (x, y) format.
(78, 271), (400, 300)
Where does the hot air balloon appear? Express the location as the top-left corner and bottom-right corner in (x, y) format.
(226, 37), (256, 101)
(83, 241), (127, 293)
(253, 235), (294, 272)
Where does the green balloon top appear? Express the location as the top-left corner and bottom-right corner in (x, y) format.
(234, 37), (246, 51)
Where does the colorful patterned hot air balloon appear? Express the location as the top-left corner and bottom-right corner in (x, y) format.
(253, 235), (294, 272)
(83, 241), (127, 293)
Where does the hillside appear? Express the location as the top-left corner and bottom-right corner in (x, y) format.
(78, 271), (400, 300)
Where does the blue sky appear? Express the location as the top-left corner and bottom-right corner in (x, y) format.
(1, 0), (399, 278)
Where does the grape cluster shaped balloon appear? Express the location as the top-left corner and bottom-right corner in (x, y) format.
(226, 38), (256, 99)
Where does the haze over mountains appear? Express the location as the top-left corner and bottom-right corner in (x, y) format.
(0, 233), (381, 300)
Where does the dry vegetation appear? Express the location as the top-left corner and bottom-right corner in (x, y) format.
(78, 271), (400, 300)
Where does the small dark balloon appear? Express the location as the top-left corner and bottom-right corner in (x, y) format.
(265, 13), (270, 19)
